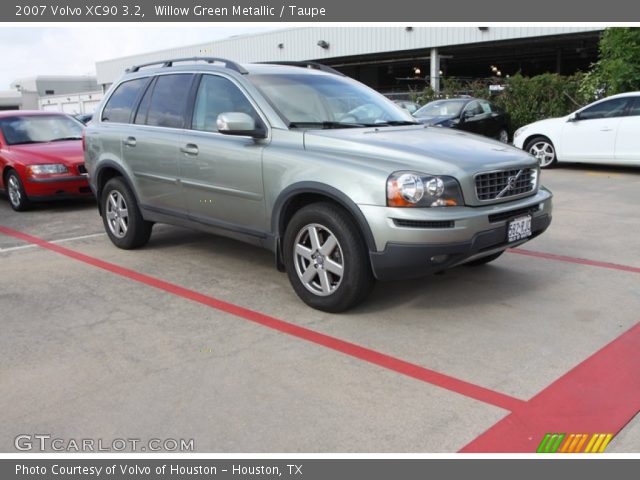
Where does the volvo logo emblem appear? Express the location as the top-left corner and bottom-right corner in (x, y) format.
(496, 169), (523, 199)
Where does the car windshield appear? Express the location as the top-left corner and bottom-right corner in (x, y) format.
(0, 115), (83, 145)
(415, 100), (467, 118)
(249, 73), (417, 128)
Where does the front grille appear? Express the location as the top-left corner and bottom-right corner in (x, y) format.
(488, 205), (540, 223)
(393, 219), (455, 229)
(475, 168), (536, 201)
(77, 164), (88, 174)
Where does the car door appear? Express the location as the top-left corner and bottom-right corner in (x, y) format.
(614, 96), (640, 165)
(460, 101), (489, 136)
(123, 73), (195, 214)
(559, 97), (631, 163)
(179, 73), (268, 234)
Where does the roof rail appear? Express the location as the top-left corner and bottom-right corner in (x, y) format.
(257, 61), (345, 76)
(126, 57), (248, 74)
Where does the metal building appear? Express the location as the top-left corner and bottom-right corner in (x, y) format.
(10, 75), (99, 111)
(96, 26), (603, 94)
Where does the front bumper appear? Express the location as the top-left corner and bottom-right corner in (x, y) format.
(361, 188), (553, 281)
(24, 175), (93, 200)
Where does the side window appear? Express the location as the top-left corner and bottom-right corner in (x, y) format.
(628, 97), (640, 117)
(579, 98), (630, 120)
(145, 74), (194, 129)
(101, 78), (148, 123)
(133, 78), (155, 125)
(464, 101), (483, 118)
(479, 100), (492, 114)
(192, 75), (260, 132)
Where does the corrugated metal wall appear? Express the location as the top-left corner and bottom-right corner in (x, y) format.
(96, 26), (602, 85)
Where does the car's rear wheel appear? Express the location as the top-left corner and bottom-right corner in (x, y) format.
(5, 170), (30, 211)
(498, 128), (509, 144)
(283, 202), (375, 312)
(465, 250), (505, 266)
(101, 177), (152, 249)
(525, 136), (557, 168)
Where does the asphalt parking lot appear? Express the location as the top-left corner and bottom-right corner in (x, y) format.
(1, 163), (638, 453)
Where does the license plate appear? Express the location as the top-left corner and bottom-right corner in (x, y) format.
(508, 215), (532, 242)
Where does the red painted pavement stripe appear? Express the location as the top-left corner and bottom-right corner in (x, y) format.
(460, 322), (640, 452)
(510, 248), (640, 274)
(0, 225), (525, 412)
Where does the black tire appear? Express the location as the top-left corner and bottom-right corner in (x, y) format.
(498, 128), (509, 144)
(465, 250), (505, 266)
(5, 170), (30, 211)
(524, 136), (557, 169)
(283, 202), (375, 312)
(101, 177), (152, 249)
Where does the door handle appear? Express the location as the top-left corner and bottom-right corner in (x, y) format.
(180, 144), (199, 156)
(123, 136), (137, 147)
(600, 127), (613, 132)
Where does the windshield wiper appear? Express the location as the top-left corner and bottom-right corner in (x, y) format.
(367, 120), (422, 127)
(288, 121), (368, 129)
(50, 136), (82, 142)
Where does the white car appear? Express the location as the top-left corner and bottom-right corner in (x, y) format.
(513, 92), (640, 168)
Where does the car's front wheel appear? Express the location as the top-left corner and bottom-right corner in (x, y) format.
(101, 177), (152, 249)
(525, 136), (557, 168)
(5, 170), (30, 211)
(283, 202), (375, 312)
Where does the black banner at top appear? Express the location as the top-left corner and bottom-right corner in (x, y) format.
(4, 0), (640, 22)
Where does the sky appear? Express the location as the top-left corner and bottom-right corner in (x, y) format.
(0, 26), (279, 90)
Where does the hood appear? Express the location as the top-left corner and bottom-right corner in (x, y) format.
(303, 125), (536, 176)
(7, 140), (84, 165)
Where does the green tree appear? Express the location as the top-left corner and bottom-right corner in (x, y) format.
(582, 27), (640, 97)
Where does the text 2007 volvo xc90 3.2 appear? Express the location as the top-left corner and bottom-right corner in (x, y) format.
(84, 58), (552, 312)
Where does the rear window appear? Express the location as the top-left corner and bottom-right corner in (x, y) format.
(101, 78), (149, 123)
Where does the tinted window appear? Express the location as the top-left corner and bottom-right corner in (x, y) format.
(134, 79), (155, 125)
(192, 75), (259, 132)
(628, 97), (640, 117)
(579, 97), (630, 120)
(102, 78), (148, 123)
(146, 74), (194, 129)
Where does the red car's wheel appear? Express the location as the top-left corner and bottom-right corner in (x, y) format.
(5, 170), (30, 211)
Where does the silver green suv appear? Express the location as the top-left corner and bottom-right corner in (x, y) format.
(84, 58), (552, 312)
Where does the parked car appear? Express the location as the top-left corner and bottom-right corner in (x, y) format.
(393, 100), (421, 115)
(414, 98), (510, 143)
(513, 91), (640, 168)
(84, 58), (552, 312)
(0, 111), (91, 211)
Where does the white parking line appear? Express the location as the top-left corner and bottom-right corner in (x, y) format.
(0, 232), (106, 253)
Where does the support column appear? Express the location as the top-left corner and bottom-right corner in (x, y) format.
(430, 47), (440, 93)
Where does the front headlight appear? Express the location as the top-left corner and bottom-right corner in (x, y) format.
(514, 126), (527, 139)
(27, 164), (69, 175)
(387, 171), (463, 207)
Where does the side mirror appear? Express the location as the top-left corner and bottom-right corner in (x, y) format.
(217, 112), (266, 138)
(568, 112), (581, 122)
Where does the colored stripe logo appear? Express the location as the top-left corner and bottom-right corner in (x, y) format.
(537, 433), (613, 453)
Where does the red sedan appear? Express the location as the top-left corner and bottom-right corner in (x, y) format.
(0, 110), (92, 211)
